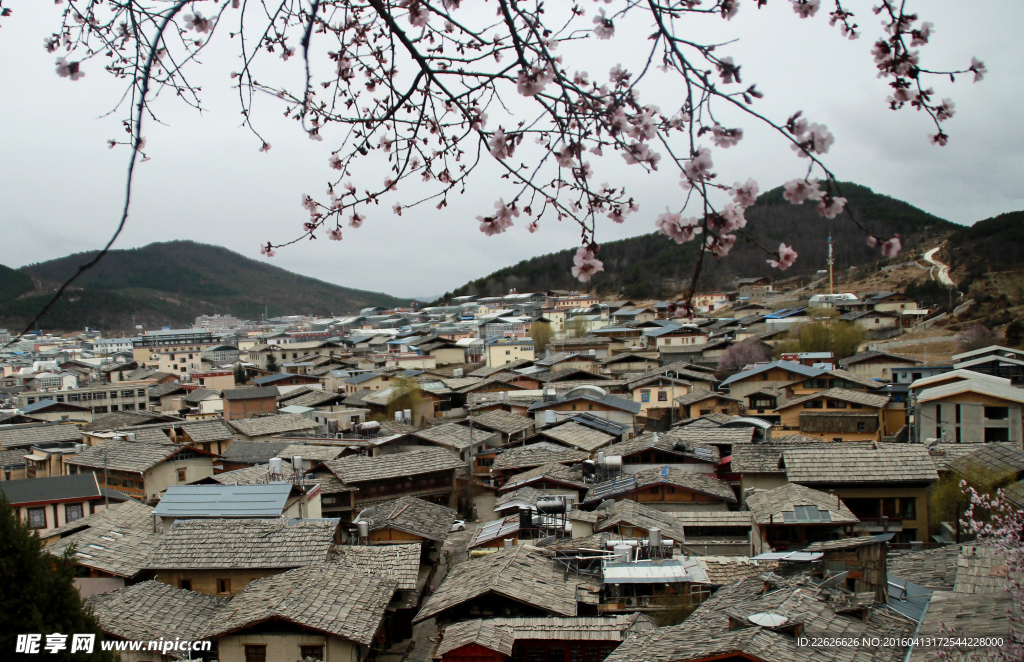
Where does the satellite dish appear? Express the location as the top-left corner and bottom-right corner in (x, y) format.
(818, 570), (850, 590)
(748, 612), (789, 628)
(596, 499), (616, 511)
(535, 535), (557, 547)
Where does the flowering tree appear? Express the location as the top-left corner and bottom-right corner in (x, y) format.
(6, 0), (986, 329)
(717, 339), (769, 372)
(955, 324), (997, 353)
(940, 483), (1024, 660)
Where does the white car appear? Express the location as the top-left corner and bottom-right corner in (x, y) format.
(450, 520), (466, 532)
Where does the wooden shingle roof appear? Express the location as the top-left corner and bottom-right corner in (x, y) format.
(332, 543), (421, 591)
(358, 495), (456, 542)
(783, 446), (939, 484)
(492, 442), (589, 471)
(324, 447), (463, 484)
(746, 483), (859, 526)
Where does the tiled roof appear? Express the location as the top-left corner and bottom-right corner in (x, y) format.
(357, 495), (456, 542)
(494, 486), (548, 509)
(719, 360), (824, 387)
(220, 441), (292, 465)
(839, 350), (921, 367)
(42, 497), (154, 540)
(0, 423), (83, 449)
(180, 420), (235, 444)
(595, 500), (687, 542)
(604, 433), (720, 464)
(466, 410), (536, 436)
(805, 533), (895, 552)
(332, 543), (421, 591)
(227, 413), (319, 438)
(492, 442), (589, 471)
(659, 426), (756, 446)
(947, 442), (1024, 479)
(146, 518), (339, 569)
(81, 411), (180, 431)
(410, 422), (486, 451)
(277, 444), (346, 462)
(416, 545), (582, 623)
(184, 388), (218, 404)
(908, 591), (1020, 662)
(49, 526), (162, 578)
(88, 581), (227, 651)
(221, 386), (280, 401)
(0, 473), (101, 505)
(438, 615), (656, 657)
(584, 466), (736, 503)
(953, 543), (1021, 595)
(777, 387), (890, 410)
(604, 574), (917, 662)
(502, 462), (588, 491)
(746, 483), (859, 525)
(888, 544), (961, 590)
(66, 440), (198, 473)
(695, 556), (780, 585)
(536, 422), (615, 452)
(674, 390), (738, 406)
(783, 446), (939, 484)
(324, 448), (463, 484)
(202, 563), (396, 645)
(667, 511), (753, 527)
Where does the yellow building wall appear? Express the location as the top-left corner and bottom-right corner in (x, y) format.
(143, 458), (215, 502)
(828, 485), (930, 542)
(217, 633), (359, 662)
(154, 568), (279, 597)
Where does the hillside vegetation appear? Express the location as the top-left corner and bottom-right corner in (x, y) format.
(441, 182), (956, 300)
(0, 241), (406, 332)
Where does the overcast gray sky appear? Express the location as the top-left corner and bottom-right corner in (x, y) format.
(1, 2), (1021, 299)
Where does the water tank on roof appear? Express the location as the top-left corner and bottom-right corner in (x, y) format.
(269, 457), (284, 475)
(649, 527), (662, 547)
(519, 507), (534, 529)
(614, 544), (632, 563)
(356, 521), (369, 539)
(395, 411), (404, 422)
(545, 410), (556, 425)
(292, 456), (303, 472)
(403, 409), (412, 423)
(605, 455), (622, 470)
(126, 432), (136, 442)
(503, 537), (514, 549)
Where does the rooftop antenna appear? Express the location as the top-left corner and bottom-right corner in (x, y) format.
(828, 234), (835, 295)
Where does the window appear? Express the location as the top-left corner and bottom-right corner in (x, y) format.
(955, 405), (961, 424)
(121, 390), (134, 398)
(857, 422), (866, 432)
(826, 400), (847, 409)
(299, 646), (324, 660)
(28, 508), (46, 529)
(217, 579), (231, 594)
(179, 579), (192, 591)
(985, 406), (1009, 420)
(137, 389), (145, 397)
(244, 645), (267, 662)
(123, 404), (135, 411)
(985, 427), (1011, 442)
(803, 400), (824, 409)
(109, 391), (118, 399)
(65, 503), (83, 523)
(658, 391), (668, 402)
(899, 498), (917, 520)
(56, 395), (65, 402)
(177, 468), (187, 482)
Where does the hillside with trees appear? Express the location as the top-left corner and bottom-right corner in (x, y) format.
(439, 183), (956, 301)
(0, 241), (406, 332)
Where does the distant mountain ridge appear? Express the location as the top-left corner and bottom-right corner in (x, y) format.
(440, 182), (958, 301)
(0, 241), (406, 332)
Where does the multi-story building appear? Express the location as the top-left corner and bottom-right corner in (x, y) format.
(19, 384), (150, 414)
(484, 338), (535, 367)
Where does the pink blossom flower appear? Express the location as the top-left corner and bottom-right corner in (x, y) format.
(656, 211), (702, 244)
(55, 58), (84, 80)
(527, 221), (539, 234)
(621, 142), (661, 169)
(329, 155), (343, 170)
(730, 179), (759, 208)
(711, 125), (743, 148)
(680, 147), (713, 188)
(184, 12), (212, 33)
(720, 0), (739, 20)
(970, 57), (987, 82)
(718, 204), (746, 232)
(930, 132), (949, 146)
(790, 0), (820, 19)
(281, 46), (295, 61)
(301, 195), (317, 214)
(609, 64), (629, 85)
(627, 107), (659, 142)
(935, 98), (955, 121)
(328, 228), (343, 241)
(783, 178), (823, 205)
(767, 243), (798, 270)
(866, 235), (878, 248)
(350, 212), (365, 228)
(393, 204), (403, 216)
(489, 128), (513, 160)
(478, 199), (519, 236)
(260, 243), (276, 258)
(592, 10), (614, 39)
(717, 56), (739, 84)
(880, 235), (902, 258)
(571, 247), (604, 282)
(259, 142), (271, 152)
(399, 0), (429, 28)
(44, 36), (58, 53)
(910, 21), (933, 47)
(816, 195), (847, 219)
(792, 122), (834, 157)
(608, 201), (638, 224)
(555, 144), (576, 168)
(516, 66), (554, 97)
(707, 233), (736, 258)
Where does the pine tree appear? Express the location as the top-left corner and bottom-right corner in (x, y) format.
(0, 494), (116, 660)
(233, 363), (247, 384)
(265, 353), (279, 373)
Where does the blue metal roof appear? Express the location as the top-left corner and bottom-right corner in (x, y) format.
(153, 483), (295, 518)
(886, 574), (932, 622)
(764, 307), (807, 319)
(719, 360), (825, 387)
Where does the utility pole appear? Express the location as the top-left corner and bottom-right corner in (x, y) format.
(828, 234), (835, 295)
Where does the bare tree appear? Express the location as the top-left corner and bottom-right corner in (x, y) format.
(718, 340), (770, 372)
(8, 0), (986, 335)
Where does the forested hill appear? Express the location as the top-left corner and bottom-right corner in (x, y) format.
(442, 183), (957, 300)
(0, 241), (406, 332)
(945, 210), (1024, 277)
